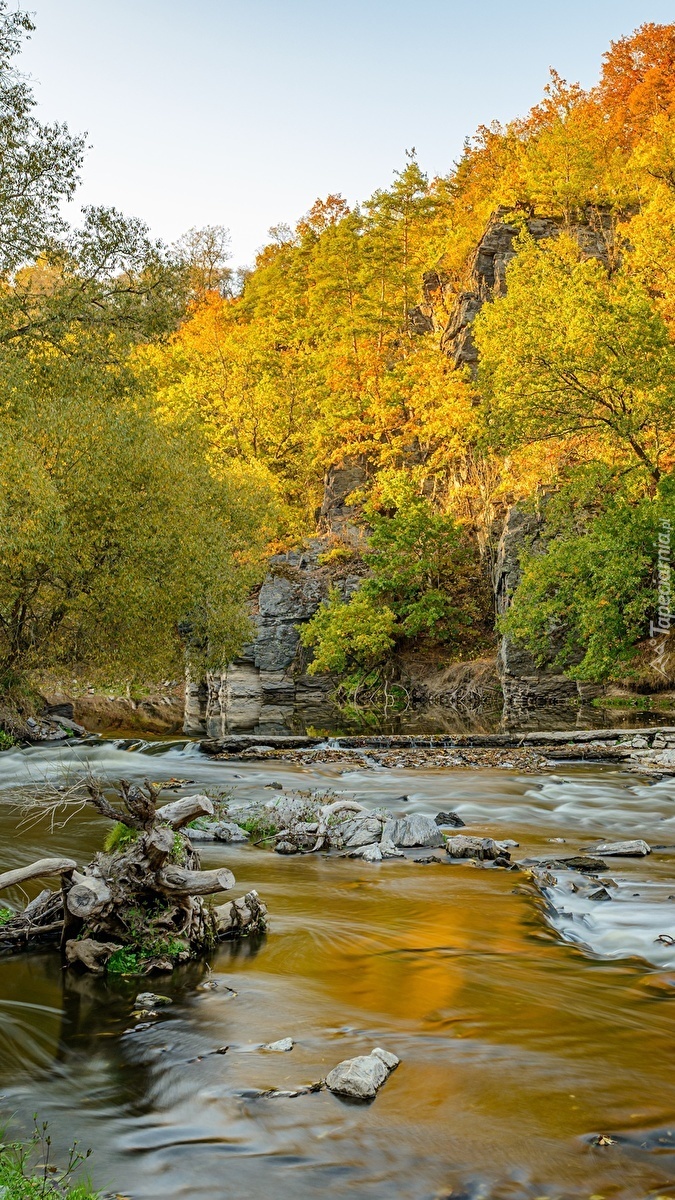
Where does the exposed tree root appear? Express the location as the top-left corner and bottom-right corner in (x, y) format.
(0, 779), (267, 973)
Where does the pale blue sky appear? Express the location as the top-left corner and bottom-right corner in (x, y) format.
(19, 1), (675, 265)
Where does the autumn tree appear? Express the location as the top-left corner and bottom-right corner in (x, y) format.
(474, 233), (675, 484)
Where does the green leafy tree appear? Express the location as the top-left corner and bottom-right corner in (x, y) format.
(501, 476), (675, 681)
(0, 332), (271, 684)
(475, 233), (675, 484)
(299, 589), (397, 674)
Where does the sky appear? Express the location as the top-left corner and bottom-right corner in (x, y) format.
(18, 0), (675, 267)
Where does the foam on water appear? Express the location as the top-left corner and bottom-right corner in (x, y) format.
(538, 871), (675, 969)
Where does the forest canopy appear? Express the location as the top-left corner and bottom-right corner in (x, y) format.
(4, 7), (675, 702)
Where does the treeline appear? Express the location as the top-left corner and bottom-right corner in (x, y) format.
(3, 10), (675, 710)
(0, 3), (273, 716)
(147, 22), (675, 688)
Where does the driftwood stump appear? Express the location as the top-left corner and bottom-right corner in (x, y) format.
(0, 779), (267, 973)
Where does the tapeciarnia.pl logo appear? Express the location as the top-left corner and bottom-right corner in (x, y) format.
(650, 517), (672, 678)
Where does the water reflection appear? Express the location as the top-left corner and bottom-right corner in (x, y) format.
(2, 741), (675, 1197)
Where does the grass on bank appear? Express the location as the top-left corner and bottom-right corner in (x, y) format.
(0, 1119), (99, 1199)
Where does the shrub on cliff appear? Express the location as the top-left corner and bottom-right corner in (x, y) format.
(300, 471), (493, 677)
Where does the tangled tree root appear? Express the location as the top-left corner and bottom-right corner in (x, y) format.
(0, 779), (267, 973)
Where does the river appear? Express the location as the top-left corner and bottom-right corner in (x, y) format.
(1, 737), (675, 1199)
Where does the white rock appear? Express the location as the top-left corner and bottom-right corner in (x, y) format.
(263, 1037), (294, 1052)
(325, 1046), (400, 1099)
(379, 837), (405, 859)
(215, 821), (250, 842)
(651, 750), (675, 765)
(382, 814), (445, 848)
(632, 736), (649, 748)
(361, 843), (382, 862)
(340, 815), (384, 848)
(592, 839), (651, 857)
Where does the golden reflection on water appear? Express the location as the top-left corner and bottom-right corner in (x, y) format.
(2, 755), (675, 1198)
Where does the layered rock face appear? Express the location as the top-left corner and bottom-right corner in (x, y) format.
(185, 460), (369, 736)
(185, 539), (364, 737)
(445, 207), (613, 710)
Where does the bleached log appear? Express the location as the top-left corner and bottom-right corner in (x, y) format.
(65, 937), (121, 974)
(23, 888), (52, 917)
(311, 799), (368, 851)
(156, 794), (214, 829)
(157, 865), (235, 895)
(213, 890), (267, 937)
(0, 858), (76, 892)
(66, 871), (112, 919)
(144, 826), (175, 869)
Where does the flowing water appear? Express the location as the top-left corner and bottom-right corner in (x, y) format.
(2, 738), (675, 1199)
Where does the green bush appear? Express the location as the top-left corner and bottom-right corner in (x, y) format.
(103, 822), (139, 853)
(300, 589), (397, 674)
(501, 473), (675, 682)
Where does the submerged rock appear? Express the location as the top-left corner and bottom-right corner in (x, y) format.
(135, 992), (172, 1008)
(274, 840), (298, 855)
(263, 1037), (294, 1051)
(325, 1046), (399, 1099)
(445, 835), (504, 861)
(537, 855), (608, 873)
(588, 887), (612, 902)
(382, 814), (445, 848)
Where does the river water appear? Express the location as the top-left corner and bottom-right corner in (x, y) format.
(1, 737), (675, 1199)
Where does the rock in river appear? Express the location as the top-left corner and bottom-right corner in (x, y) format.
(591, 839), (651, 857)
(325, 1047), (400, 1099)
(435, 811), (465, 828)
(445, 835), (504, 861)
(263, 1037), (294, 1052)
(382, 814), (445, 848)
(341, 815), (384, 848)
(135, 992), (172, 1008)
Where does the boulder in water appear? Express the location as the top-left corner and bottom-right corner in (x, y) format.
(341, 815), (384, 848)
(325, 1047), (399, 1099)
(445, 835), (504, 861)
(435, 811), (465, 828)
(263, 1037), (294, 1051)
(382, 815), (445, 848)
(379, 837), (405, 859)
(591, 840), (651, 857)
